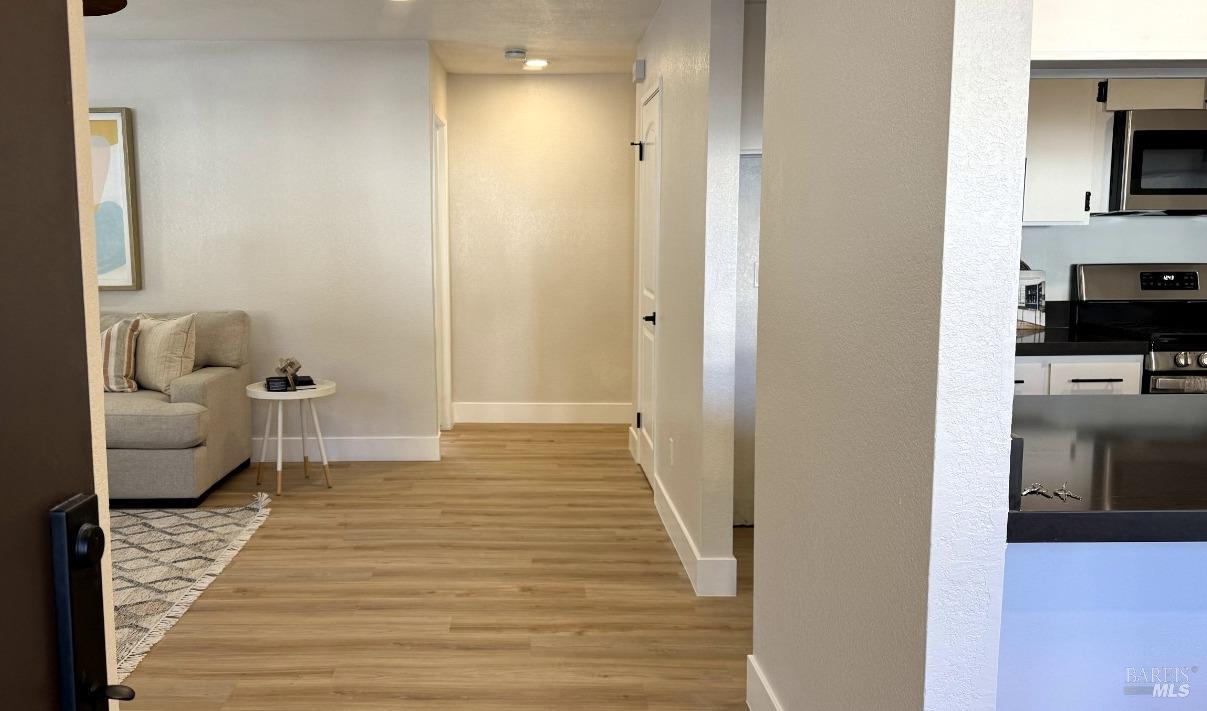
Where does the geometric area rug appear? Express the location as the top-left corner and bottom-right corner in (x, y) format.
(110, 493), (270, 680)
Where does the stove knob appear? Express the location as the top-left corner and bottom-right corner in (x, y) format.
(1199, 353), (1207, 368)
(1176, 352), (1192, 368)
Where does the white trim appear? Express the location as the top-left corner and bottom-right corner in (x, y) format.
(628, 426), (639, 461)
(746, 655), (786, 711)
(252, 435), (440, 462)
(453, 402), (633, 424)
(431, 111), (453, 432)
(651, 472), (737, 597)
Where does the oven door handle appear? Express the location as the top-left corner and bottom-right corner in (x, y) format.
(1069, 378), (1125, 384)
(1151, 376), (1205, 393)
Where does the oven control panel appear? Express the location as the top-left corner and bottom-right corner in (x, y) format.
(1148, 351), (1207, 371)
(1140, 271), (1200, 291)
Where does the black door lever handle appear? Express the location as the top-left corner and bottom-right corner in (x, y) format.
(96, 684), (136, 701)
(642, 312), (656, 325)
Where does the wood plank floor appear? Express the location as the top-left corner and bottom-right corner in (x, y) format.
(121, 424), (753, 710)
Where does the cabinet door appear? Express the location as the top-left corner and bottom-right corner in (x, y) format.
(1014, 362), (1049, 395)
(1048, 361), (1142, 395)
(1023, 79), (1099, 225)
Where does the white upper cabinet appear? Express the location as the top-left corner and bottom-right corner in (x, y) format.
(1023, 79), (1099, 225)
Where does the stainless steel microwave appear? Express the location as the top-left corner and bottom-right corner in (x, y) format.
(1113, 109), (1207, 211)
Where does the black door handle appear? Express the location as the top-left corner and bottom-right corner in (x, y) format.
(1070, 378), (1124, 384)
(96, 685), (136, 701)
(642, 312), (656, 325)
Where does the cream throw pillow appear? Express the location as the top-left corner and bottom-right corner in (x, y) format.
(135, 313), (197, 394)
(100, 317), (140, 393)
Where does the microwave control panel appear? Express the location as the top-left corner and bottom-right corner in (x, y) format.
(1140, 271), (1200, 291)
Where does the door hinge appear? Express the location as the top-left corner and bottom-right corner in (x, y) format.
(1096, 80), (1108, 103)
(630, 140), (645, 161)
(1085, 191), (1092, 212)
(636, 412), (642, 429)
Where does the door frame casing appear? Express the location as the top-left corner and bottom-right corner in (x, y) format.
(431, 113), (453, 431)
(632, 78), (663, 483)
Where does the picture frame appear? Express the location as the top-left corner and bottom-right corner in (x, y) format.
(89, 107), (143, 290)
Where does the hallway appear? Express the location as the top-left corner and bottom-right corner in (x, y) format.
(122, 425), (753, 710)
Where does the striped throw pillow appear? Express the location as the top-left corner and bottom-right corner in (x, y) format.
(101, 318), (141, 393)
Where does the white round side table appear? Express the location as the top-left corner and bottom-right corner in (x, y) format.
(245, 379), (336, 496)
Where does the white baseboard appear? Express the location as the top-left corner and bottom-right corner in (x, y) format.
(651, 472), (737, 597)
(628, 426), (639, 461)
(453, 401), (632, 424)
(747, 655), (785, 711)
(251, 435), (440, 462)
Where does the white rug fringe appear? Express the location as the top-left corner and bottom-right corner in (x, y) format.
(116, 494), (272, 680)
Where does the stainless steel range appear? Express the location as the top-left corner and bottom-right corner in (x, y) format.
(1148, 334), (1207, 393)
(1073, 263), (1207, 394)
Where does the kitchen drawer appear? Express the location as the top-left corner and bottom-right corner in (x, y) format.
(1014, 362), (1049, 395)
(1048, 361), (1142, 395)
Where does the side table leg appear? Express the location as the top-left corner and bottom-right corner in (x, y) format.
(257, 402), (273, 485)
(276, 400), (284, 496)
(308, 400), (333, 489)
(299, 400), (310, 479)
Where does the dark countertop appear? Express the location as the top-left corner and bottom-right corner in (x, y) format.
(1008, 510), (1207, 542)
(1010, 395), (1207, 543)
(1015, 327), (1150, 357)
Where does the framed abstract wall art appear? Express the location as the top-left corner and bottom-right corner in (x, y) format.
(90, 107), (143, 290)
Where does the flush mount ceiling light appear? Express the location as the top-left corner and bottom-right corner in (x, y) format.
(504, 48), (528, 61)
(523, 58), (550, 71)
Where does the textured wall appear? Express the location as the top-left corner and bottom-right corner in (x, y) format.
(446, 74), (634, 409)
(751, 0), (1029, 708)
(635, 0), (743, 587)
(89, 40), (440, 459)
(923, 0), (1031, 708)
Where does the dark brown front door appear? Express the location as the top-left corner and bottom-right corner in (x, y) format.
(0, 1), (103, 708)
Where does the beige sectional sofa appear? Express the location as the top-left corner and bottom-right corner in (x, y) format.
(102, 311), (251, 505)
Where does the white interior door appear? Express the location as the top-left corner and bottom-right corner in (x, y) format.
(636, 86), (661, 482)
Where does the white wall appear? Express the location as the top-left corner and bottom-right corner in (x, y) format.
(446, 74), (635, 424)
(634, 0), (744, 596)
(749, 0), (1030, 708)
(88, 40), (440, 461)
(1033, 0), (1207, 62)
(1023, 216), (1207, 300)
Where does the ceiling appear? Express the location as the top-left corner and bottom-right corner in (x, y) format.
(83, 0), (664, 74)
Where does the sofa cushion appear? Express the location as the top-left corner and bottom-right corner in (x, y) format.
(134, 313), (197, 394)
(105, 390), (209, 449)
(102, 311), (249, 368)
